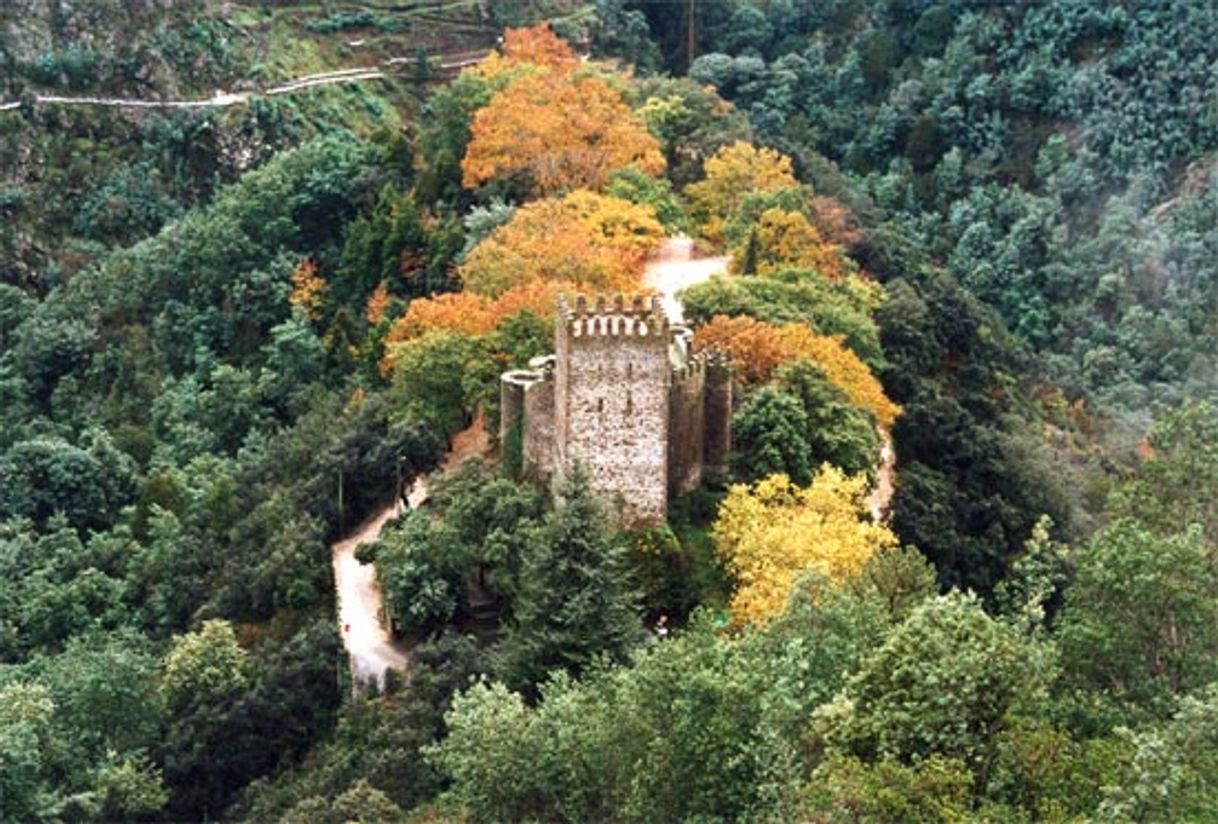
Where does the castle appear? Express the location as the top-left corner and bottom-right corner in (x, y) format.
(499, 294), (731, 526)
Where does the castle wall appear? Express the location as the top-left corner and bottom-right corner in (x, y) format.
(556, 296), (671, 526)
(522, 376), (555, 482)
(668, 360), (706, 496)
(502, 294), (733, 527)
(703, 354), (733, 482)
(499, 371), (529, 479)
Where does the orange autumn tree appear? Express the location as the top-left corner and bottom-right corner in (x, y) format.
(381, 280), (571, 373)
(365, 282), (391, 325)
(288, 258), (326, 320)
(388, 292), (498, 342)
(693, 315), (900, 428)
(713, 469), (897, 626)
(498, 22), (580, 72)
(685, 141), (800, 242)
(730, 207), (853, 279)
(459, 190), (664, 298)
(462, 60), (664, 195)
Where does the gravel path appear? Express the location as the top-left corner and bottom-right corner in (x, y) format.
(0, 53), (488, 113)
(331, 412), (490, 691)
(642, 235), (729, 323)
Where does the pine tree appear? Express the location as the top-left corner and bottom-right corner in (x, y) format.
(412, 47), (432, 83)
(741, 225), (760, 276)
(497, 464), (642, 695)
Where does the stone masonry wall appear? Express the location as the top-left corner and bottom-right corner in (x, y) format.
(668, 361), (706, 496)
(556, 296), (671, 525)
(521, 375), (555, 482)
(503, 295), (732, 526)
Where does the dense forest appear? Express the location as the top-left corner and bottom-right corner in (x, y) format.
(2, 1), (1217, 821)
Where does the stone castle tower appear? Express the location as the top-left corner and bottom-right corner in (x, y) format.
(500, 294), (731, 525)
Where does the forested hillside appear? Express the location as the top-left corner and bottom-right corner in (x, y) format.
(2, 3), (1217, 822)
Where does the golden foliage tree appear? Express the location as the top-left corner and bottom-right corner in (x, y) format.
(499, 23), (580, 72)
(730, 207), (853, 279)
(459, 191), (664, 298)
(693, 315), (900, 427)
(365, 281), (391, 325)
(461, 70), (665, 196)
(713, 469), (897, 626)
(387, 292), (498, 343)
(288, 258), (326, 320)
(380, 280), (571, 373)
(686, 141), (799, 242)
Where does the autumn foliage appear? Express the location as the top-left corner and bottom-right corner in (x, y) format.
(462, 25), (664, 196)
(713, 469), (897, 626)
(288, 258), (326, 320)
(365, 281), (391, 325)
(459, 191), (664, 298)
(380, 280), (570, 373)
(686, 141), (799, 241)
(386, 280), (567, 343)
(499, 23), (580, 72)
(730, 207), (853, 279)
(693, 315), (900, 427)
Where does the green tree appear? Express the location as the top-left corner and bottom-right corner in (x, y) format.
(777, 359), (879, 477)
(801, 753), (973, 824)
(0, 682), (58, 822)
(731, 383), (813, 484)
(496, 465), (643, 694)
(1107, 403), (1218, 545)
(1057, 520), (1218, 721)
(832, 592), (1054, 781)
(161, 619), (248, 713)
(1098, 684), (1218, 823)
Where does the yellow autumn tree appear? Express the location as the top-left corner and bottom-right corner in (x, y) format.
(730, 207), (853, 279)
(459, 190), (664, 298)
(685, 141), (800, 242)
(693, 315), (900, 427)
(713, 469), (897, 626)
(288, 259), (326, 320)
(776, 325), (900, 428)
(462, 69), (665, 196)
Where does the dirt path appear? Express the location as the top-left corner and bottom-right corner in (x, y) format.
(331, 411), (491, 690)
(0, 52), (488, 113)
(867, 430), (896, 523)
(331, 501), (411, 690)
(642, 235), (730, 323)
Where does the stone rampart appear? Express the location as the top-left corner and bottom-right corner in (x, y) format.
(501, 293), (733, 526)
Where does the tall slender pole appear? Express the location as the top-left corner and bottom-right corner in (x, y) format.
(687, 0), (697, 70)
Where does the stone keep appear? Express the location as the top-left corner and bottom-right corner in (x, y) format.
(500, 294), (731, 525)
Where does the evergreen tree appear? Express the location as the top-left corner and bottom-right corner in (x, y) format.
(496, 464), (642, 695)
(741, 225), (761, 276)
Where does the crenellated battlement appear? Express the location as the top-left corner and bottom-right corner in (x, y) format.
(672, 353), (707, 383)
(503, 292), (733, 526)
(558, 293), (669, 340)
(702, 346), (733, 374)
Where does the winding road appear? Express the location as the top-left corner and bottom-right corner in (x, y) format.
(0, 54), (489, 114)
(331, 412), (489, 690)
(331, 501), (411, 689)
